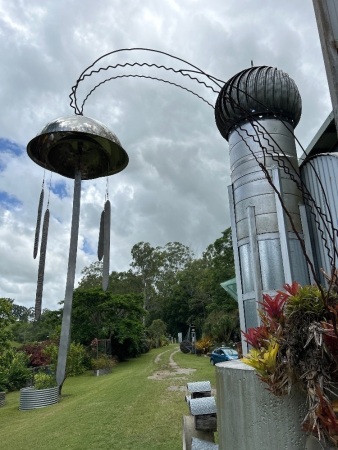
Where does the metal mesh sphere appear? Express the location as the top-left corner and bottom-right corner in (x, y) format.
(27, 115), (128, 179)
(215, 66), (302, 140)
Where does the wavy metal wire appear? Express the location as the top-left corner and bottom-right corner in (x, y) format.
(68, 47), (338, 299)
(69, 48), (224, 115)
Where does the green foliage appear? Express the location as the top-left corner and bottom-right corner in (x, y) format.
(146, 319), (169, 348)
(90, 356), (116, 370)
(203, 307), (239, 344)
(0, 370), (8, 392)
(79, 261), (144, 294)
(75, 230), (236, 347)
(154, 230), (238, 343)
(71, 289), (145, 360)
(11, 308), (62, 343)
(0, 298), (15, 351)
(77, 260), (103, 289)
(131, 242), (162, 313)
(33, 372), (57, 389)
(66, 343), (87, 376)
(284, 284), (324, 317)
(11, 304), (34, 322)
(0, 345), (216, 450)
(0, 349), (30, 392)
(44, 342), (87, 377)
(147, 319), (167, 340)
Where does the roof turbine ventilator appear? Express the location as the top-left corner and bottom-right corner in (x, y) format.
(215, 66), (302, 140)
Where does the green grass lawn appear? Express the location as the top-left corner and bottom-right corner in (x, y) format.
(0, 345), (216, 450)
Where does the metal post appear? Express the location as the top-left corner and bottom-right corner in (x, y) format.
(299, 204), (316, 285)
(247, 205), (263, 326)
(228, 185), (247, 354)
(56, 170), (81, 388)
(272, 167), (293, 285)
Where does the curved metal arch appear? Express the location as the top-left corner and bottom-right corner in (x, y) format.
(69, 47), (225, 115)
(80, 74), (215, 113)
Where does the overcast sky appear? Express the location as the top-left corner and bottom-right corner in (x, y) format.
(0, 0), (332, 311)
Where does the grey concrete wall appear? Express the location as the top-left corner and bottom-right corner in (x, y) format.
(216, 360), (308, 450)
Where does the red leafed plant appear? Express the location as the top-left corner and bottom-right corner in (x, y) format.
(280, 281), (301, 297)
(242, 281), (338, 447)
(258, 292), (287, 327)
(242, 325), (270, 349)
(20, 341), (53, 367)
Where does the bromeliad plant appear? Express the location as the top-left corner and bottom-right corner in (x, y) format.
(242, 281), (338, 446)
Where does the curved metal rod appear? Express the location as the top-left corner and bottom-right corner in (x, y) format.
(70, 63), (222, 115)
(77, 47), (224, 87)
(69, 47), (225, 114)
(80, 74), (214, 112)
(68, 49), (338, 297)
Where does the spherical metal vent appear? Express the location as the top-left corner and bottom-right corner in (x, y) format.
(215, 66), (302, 140)
(27, 115), (129, 179)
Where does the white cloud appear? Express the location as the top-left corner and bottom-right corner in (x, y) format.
(0, 0), (332, 310)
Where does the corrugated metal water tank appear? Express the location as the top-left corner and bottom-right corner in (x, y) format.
(300, 153), (338, 284)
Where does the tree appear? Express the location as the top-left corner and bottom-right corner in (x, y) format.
(160, 258), (211, 338)
(155, 229), (238, 343)
(147, 319), (167, 347)
(77, 261), (103, 289)
(0, 298), (15, 350)
(11, 304), (34, 322)
(156, 242), (194, 301)
(131, 242), (162, 316)
(108, 270), (143, 295)
(202, 228), (239, 343)
(71, 288), (146, 359)
(11, 308), (62, 343)
(78, 262), (143, 295)
(131, 241), (194, 324)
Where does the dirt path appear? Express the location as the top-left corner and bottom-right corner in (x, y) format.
(148, 347), (196, 386)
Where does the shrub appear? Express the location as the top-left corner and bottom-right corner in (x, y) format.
(67, 343), (87, 376)
(33, 373), (57, 390)
(44, 342), (87, 376)
(0, 371), (8, 392)
(0, 350), (30, 391)
(91, 356), (117, 370)
(195, 336), (213, 354)
(20, 341), (53, 367)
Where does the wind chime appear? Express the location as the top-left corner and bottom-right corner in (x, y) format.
(33, 175), (52, 321)
(27, 115), (129, 387)
(98, 178), (111, 291)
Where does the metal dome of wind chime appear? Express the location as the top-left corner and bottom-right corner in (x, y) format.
(27, 115), (129, 388)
